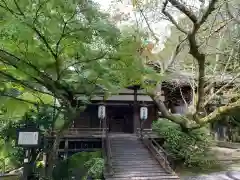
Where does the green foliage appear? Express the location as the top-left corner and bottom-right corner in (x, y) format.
(0, 139), (23, 172)
(0, 0), (156, 133)
(0, 107), (56, 172)
(0, 0), (158, 178)
(53, 151), (103, 180)
(0, 107), (54, 141)
(153, 119), (216, 169)
(84, 158), (104, 180)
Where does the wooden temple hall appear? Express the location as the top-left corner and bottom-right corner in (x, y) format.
(73, 87), (161, 133)
(48, 84), (191, 179)
(56, 86), (161, 156)
(64, 84), (191, 138)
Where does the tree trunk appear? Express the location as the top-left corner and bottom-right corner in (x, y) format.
(150, 93), (195, 130)
(151, 90), (240, 130)
(46, 132), (62, 180)
(45, 106), (76, 179)
(195, 58), (205, 114)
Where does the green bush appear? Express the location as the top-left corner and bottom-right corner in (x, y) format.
(53, 151), (104, 180)
(84, 157), (104, 180)
(153, 119), (216, 169)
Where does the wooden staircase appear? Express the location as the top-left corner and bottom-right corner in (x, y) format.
(104, 133), (179, 180)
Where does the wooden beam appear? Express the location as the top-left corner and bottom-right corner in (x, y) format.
(58, 148), (101, 152)
(64, 139), (69, 159)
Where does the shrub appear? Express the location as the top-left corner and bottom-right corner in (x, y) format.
(84, 157), (104, 180)
(153, 119), (216, 169)
(53, 151), (104, 180)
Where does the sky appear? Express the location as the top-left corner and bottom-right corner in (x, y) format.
(94, 0), (170, 51)
(94, 0), (201, 52)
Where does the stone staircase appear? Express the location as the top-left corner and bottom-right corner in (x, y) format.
(105, 133), (179, 180)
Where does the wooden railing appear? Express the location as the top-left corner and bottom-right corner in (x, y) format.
(0, 174), (19, 179)
(49, 128), (108, 137)
(136, 128), (174, 174)
(101, 119), (114, 176)
(136, 128), (153, 138)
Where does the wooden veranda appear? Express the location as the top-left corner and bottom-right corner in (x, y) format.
(48, 128), (159, 139)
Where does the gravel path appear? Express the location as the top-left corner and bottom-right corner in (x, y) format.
(182, 171), (240, 180)
(182, 147), (240, 180)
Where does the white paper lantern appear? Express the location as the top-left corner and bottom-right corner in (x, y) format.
(98, 105), (106, 119)
(140, 107), (148, 120)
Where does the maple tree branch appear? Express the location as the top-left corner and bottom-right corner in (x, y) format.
(225, 1), (240, 24)
(204, 82), (216, 93)
(159, 0), (219, 118)
(162, 0), (189, 34)
(199, 98), (240, 125)
(0, 70), (52, 97)
(0, 93), (62, 111)
(0, 49), (53, 83)
(198, 0), (218, 26)
(0, 49), (74, 101)
(59, 52), (107, 78)
(13, 0), (24, 16)
(55, 10), (77, 56)
(203, 73), (240, 106)
(163, 37), (187, 72)
(167, 0), (198, 23)
(0, 0), (17, 15)
(139, 9), (160, 42)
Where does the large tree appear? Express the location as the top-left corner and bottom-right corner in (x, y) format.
(132, 0), (240, 129)
(0, 0), (150, 177)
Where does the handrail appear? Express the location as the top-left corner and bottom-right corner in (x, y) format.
(151, 138), (175, 167)
(102, 119), (114, 176)
(0, 174), (19, 177)
(69, 128), (106, 131)
(136, 128), (175, 174)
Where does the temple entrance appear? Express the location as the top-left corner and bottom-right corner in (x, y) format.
(107, 105), (133, 133)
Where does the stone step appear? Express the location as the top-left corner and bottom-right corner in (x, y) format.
(111, 143), (144, 148)
(112, 163), (161, 168)
(111, 155), (152, 158)
(111, 154), (152, 157)
(105, 137), (179, 180)
(107, 172), (169, 178)
(111, 146), (145, 148)
(111, 158), (154, 161)
(112, 162), (159, 166)
(111, 152), (149, 155)
(111, 153), (151, 156)
(111, 140), (141, 143)
(112, 168), (166, 173)
(112, 151), (151, 157)
(112, 155), (153, 158)
(111, 147), (148, 150)
(110, 140), (139, 142)
(111, 141), (140, 143)
(112, 159), (155, 163)
(111, 147), (147, 150)
(111, 145), (145, 150)
(107, 175), (179, 180)
(111, 141), (141, 143)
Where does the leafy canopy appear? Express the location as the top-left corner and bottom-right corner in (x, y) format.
(0, 0), (154, 121)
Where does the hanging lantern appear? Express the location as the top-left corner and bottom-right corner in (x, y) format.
(98, 105), (106, 119)
(140, 106), (148, 121)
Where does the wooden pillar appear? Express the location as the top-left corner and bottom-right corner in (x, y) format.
(64, 139), (68, 159)
(133, 89), (140, 133)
